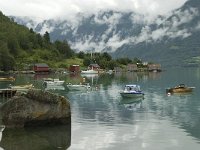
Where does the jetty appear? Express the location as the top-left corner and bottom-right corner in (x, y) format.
(0, 89), (17, 98)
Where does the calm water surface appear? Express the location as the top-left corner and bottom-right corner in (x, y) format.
(0, 68), (200, 150)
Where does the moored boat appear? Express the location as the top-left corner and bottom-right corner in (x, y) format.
(81, 69), (98, 74)
(44, 85), (65, 91)
(166, 84), (195, 94)
(66, 83), (91, 91)
(9, 84), (34, 90)
(0, 77), (15, 82)
(120, 84), (144, 98)
(43, 78), (64, 86)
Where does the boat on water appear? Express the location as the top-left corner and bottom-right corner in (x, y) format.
(9, 84), (34, 90)
(66, 83), (91, 91)
(43, 78), (64, 86)
(81, 69), (98, 74)
(166, 84), (195, 94)
(0, 77), (15, 82)
(120, 84), (144, 98)
(44, 85), (65, 91)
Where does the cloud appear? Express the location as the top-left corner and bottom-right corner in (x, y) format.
(0, 0), (187, 21)
(69, 5), (198, 52)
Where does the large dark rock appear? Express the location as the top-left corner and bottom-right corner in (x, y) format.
(0, 125), (71, 150)
(0, 89), (71, 128)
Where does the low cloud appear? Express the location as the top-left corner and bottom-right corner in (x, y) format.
(69, 6), (199, 52)
(0, 0), (187, 21)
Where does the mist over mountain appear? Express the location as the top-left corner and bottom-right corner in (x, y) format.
(12, 0), (200, 67)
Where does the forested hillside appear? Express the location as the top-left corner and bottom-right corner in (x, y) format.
(0, 11), (74, 71)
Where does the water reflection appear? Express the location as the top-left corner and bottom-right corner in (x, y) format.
(0, 125), (71, 150)
(119, 98), (143, 111)
(1, 68), (200, 149)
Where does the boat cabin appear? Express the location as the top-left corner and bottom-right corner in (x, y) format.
(124, 85), (141, 92)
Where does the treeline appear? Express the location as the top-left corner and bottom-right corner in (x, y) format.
(76, 51), (143, 70)
(0, 11), (74, 71)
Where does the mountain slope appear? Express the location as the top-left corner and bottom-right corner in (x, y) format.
(12, 0), (200, 67)
(0, 11), (74, 71)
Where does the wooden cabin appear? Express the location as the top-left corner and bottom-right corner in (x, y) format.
(33, 63), (49, 72)
(127, 64), (138, 72)
(69, 65), (80, 73)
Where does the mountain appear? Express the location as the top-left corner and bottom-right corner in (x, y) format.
(12, 0), (200, 67)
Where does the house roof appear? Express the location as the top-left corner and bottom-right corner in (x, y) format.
(34, 63), (49, 67)
(89, 64), (100, 67)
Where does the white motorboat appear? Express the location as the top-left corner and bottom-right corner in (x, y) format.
(44, 85), (65, 91)
(66, 83), (91, 91)
(120, 84), (144, 98)
(81, 69), (98, 74)
(43, 78), (64, 86)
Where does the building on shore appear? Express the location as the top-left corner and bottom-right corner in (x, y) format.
(88, 64), (100, 71)
(148, 64), (161, 72)
(126, 64), (138, 72)
(69, 65), (80, 73)
(33, 63), (49, 73)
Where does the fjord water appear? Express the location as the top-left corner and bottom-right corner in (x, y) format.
(0, 68), (200, 150)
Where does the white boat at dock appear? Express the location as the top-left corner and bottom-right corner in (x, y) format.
(43, 78), (64, 86)
(81, 69), (98, 74)
(66, 83), (91, 91)
(44, 85), (65, 91)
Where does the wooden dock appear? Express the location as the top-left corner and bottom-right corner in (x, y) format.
(0, 89), (17, 98)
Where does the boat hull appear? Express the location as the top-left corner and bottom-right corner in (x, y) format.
(166, 87), (194, 93)
(44, 85), (65, 91)
(10, 84), (34, 90)
(43, 78), (64, 86)
(81, 70), (98, 74)
(43, 81), (64, 86)
(0, 77), (15, 82)
(120, 92), (144, 98)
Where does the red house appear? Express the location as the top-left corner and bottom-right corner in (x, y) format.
(88, 64), (100, 71)
(69, 65), (80, 73)
(33, 63), (49, 72)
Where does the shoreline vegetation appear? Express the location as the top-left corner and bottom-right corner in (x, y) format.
(0, 11), (161, 74)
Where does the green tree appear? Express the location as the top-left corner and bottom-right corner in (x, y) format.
(83, 57), (91, 66)
(102, 52), (112, 61)
(7, 35), (20, 56)
(77, 51), (85, 59)
(44, 31), (50, 43)
(55, 40), (74, 58)
(0, 42), (15, 71)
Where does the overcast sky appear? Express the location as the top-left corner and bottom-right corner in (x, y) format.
(0, 0), (188, 20)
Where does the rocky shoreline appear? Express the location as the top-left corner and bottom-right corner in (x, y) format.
(0, 89), (71, 128)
